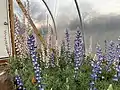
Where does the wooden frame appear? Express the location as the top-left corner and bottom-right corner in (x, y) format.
(8, 0), (16, 57)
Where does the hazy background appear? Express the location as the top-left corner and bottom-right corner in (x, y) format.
(1, 0), (120, 57)
(21, 0), (120, 53)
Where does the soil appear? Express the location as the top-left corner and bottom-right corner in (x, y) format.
(0, 60), (14, 90)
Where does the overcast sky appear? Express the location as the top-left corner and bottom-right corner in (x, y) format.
(31, 0), (120, 14)
(13, 0), (120, 52)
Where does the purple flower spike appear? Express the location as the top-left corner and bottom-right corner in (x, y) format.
(106, 41), (116, 71)
(27, 34), (44, 90)
(90, 44), (103, 90)
(15, 75), (26, 90)
(49, 52), (55, 67)
(113, 37), (120, 81)
(74, 28), (84, 79)
(65, 28), (71, 63)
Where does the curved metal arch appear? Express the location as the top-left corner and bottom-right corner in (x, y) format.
(74, 0), (86, 64)
(41, 0), (57, 40)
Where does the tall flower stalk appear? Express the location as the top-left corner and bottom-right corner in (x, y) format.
(113, 37), (120, 81)
(65, 29), (71, 63)
(15, 75), (26, 90)
(47, 26), (53, 67)
(106, 41), (116, 71)
(90, 44), (103, 90)
(49, 52), (55, 67)
(96, 44), (103, 75)
(14, 15), (26, 58)
(27, 34), (44, 90)
(90, 60), (97, 90)
(74, 28), (84, 79)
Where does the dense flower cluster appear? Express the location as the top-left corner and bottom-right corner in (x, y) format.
(106, 41), (116, 71)
(90, 60), (97, 90)
(47, 26), (53, 67)
(113, 37), (120, 81)
(96, 44), (103, 75)
(90, 44), (103, 90)
(27, 34), (44, 90)
(74, 28), (84, 79)
(65, 29), (71, 63)
(14, 15), (27, 58)
(49, 52), (55, 67)
(15, 75), (26, 90)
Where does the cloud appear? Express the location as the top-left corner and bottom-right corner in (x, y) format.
(30, 1), (47, 22)
(67, 14), (120, 33)
(85, 14), (120, 32)
(14, 0), (47, 22)
(56, 2), (93, 31)
(67, 14), (120, 52)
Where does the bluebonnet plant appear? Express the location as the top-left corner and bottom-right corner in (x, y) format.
(47, 29), (52, 67)
(90, 44), (103, 90)
(113, 37), (120, 81)
(27, 34), (44, 90)
(90, 60), (97, 90)
(96, 44), (103, 75)
(14, 15), (27, 58)
(15, 75), (26, 90)
(49, 52), (55, 67)
(106, 41), (116, 71)
(74, 27), (84, 79)
(65, 28), (71, 63)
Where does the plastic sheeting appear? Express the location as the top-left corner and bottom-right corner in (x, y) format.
(0, 0), (10, 57)
(14, 0), (120, 53)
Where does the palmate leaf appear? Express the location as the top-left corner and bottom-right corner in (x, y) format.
(107, 84), (113, 90)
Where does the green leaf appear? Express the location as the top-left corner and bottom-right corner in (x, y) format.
(15, 69), (18, 75)
(107, 84), (113, 90)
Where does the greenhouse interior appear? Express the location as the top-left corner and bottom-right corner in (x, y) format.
(0, 0), (120, 90)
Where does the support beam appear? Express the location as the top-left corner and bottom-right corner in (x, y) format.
(8, 0), (15, 57)
(16, 0), (46, 48)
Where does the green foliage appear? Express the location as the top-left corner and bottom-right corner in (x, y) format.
(10, 57), (36, 89)
(9, 54), (120, 90)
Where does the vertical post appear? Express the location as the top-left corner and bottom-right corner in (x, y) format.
(8, 0), (15, 57)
